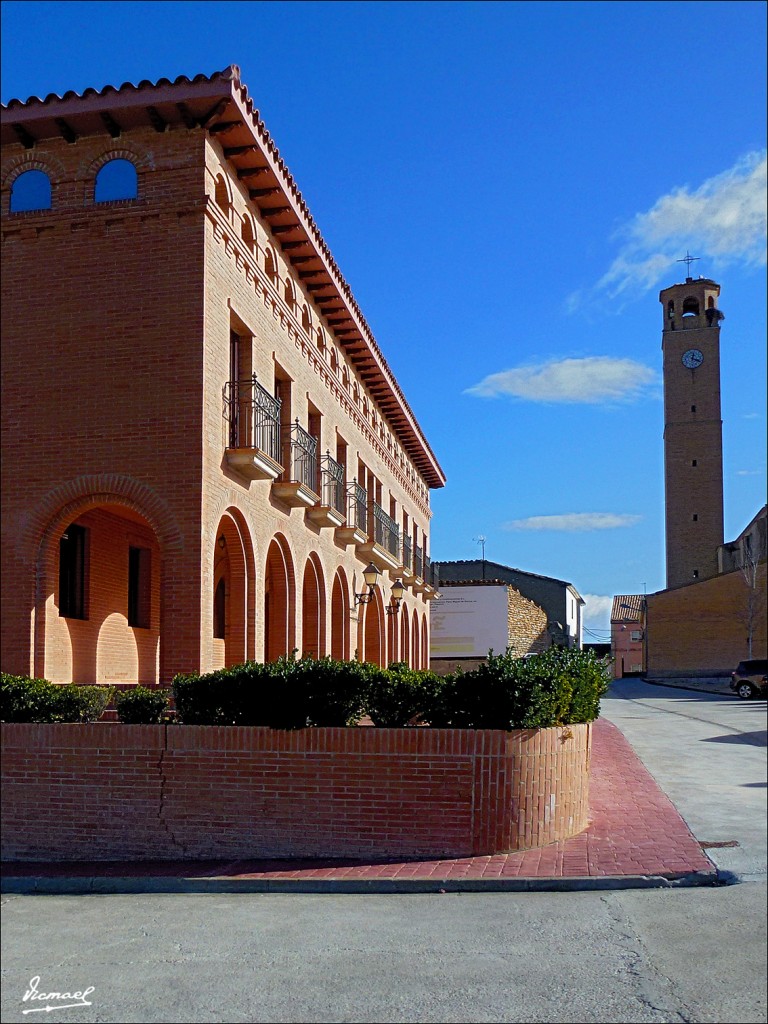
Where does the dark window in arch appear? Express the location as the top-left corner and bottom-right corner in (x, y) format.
(214, 577), (226, 639)
(128, 546), (151, 628)
(667, 300), (674, 318)
(707, 296), (715, 309)
(10, 169), (52, 212)
(59, 523), (88, 619)
(95, 158), (138, 202)
(692, 514), (698, 521)
(692, 569), (699, 579)
(692, 459), (698, 467)
(682, 296), (699, 317)
(691, 405), (696, 413)
(214, 173), (229, 213)
(241, 216), (255, 252)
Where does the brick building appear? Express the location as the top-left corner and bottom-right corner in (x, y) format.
(430, 580), (551, 675)
(0, 65), (444, 686)
(644, 274), (766, 677)
(432, 559), (584, 651)
(610, 595), (646, 679)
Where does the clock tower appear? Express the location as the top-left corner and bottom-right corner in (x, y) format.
(660, 274), (724, 589)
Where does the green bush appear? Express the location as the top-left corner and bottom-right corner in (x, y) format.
(363, 662), (445, 727)
(0, 673), (113, 723)
(115, 686), (170, 724)
(169, 647), (609, 731)
(424, 647), (609, 729)
(172, 657), (310, 728)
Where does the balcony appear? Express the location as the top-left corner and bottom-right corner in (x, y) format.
(421, 556), (439, 599)
(224, 376), (283, 481)
(359, 502), (401, 573)
(336, 481), (368, 547)
(272, 421), (320, 508)
(400, 534), (416, 584)
(307, 452), (347, 529)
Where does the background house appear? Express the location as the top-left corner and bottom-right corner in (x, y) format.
(610, 595), (646, 678)
(429, 580), (551, 675)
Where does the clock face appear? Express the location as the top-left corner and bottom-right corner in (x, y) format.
(682, 349), (704, 369)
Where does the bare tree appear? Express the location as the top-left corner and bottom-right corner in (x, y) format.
(740, 535), (759, 659)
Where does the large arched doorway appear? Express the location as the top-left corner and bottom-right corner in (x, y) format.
(211, 509), (255, 670)
(264, 535), (295, 662)
(330, 569), (350, 661)
(301, 554), (326, 659)
(361, 588), (385, 666)
(39, 503), (162, 685)
(400, 606), (410, 668)
(412, 609), (420, 670)
(421, 613), (429, 670)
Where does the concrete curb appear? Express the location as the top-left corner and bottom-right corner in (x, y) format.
(1, 869), (720, 896)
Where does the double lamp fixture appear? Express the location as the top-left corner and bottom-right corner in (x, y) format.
(354, 562), (405, 615)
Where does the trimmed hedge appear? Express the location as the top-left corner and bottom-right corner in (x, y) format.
(428, 647), (609, 730)
(172, 648), (609, 730)
(115, 686), (171, 724)
(0, 673), (114, 723)
(2, 648), (610, 730)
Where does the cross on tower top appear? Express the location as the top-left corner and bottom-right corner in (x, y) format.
(676, 251), (700, 280)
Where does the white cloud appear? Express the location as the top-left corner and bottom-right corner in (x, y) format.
(582, 594), (614, 627)
(465, 356), (658, 404)
(736, 469), (763, 476)
(581, 150), (767, 306)
(502, 512), (642, 532)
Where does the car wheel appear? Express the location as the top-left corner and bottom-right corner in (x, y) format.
(737, 682), (756, 700)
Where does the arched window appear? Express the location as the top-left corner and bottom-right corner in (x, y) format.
(284, 279), (295, 309)
(330, 348), (338, 375)
(667, 300), (675, 319)
(95, 159), (138, 202)
(265, 248), (277, 284)
(10, 169), (52, 212)
(707, 296), (715, 309)
(214, 173), (229, 214)
(302, 305), (312, 333)
(682, 296), (699, 317)
(316, 328), (326, 357)
(241, 216), (255, 252)
(213, 577), (226, 639)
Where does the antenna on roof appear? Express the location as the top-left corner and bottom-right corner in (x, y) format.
(474, 535), (487, 579)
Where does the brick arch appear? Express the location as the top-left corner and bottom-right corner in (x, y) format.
(212, 508), (257, 669)
(400, 603), (410, 667)
(421, 613), (429, 670)
(82, 146), (151, 178)
(360, 587), (385, 667)
(330, 568), (351, 661)
(264, 533), (296, 661)
(412, 608), (420, 669)
(26, 475), (182, 562)
(29, 477), (183, 683)
(301, 553), (326, 659)
(2, 152), (68, 190)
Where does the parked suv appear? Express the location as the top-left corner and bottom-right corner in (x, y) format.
(730, 659), (768, 700)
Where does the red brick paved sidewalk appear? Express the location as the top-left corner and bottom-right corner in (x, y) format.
(1, 718), (717, 893)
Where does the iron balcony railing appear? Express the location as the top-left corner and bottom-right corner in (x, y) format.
(283, 420), (318, 492)
(414, 543), (424, 580)
(320, 452), (345, 515)
(223, 376), (281, 464)
(373, 503), (400, 559)
(423, 555), (432, 586)
(347, 481), (368, 533)
(402, 534), (412, 571)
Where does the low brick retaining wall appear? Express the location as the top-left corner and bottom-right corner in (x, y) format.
(1, 722), (591, 861)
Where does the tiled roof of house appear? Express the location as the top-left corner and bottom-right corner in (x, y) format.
(1, 65), (445, 488)
(610, 595), (645, 622)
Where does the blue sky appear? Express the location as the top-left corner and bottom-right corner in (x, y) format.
(2, 0), (765, 639)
